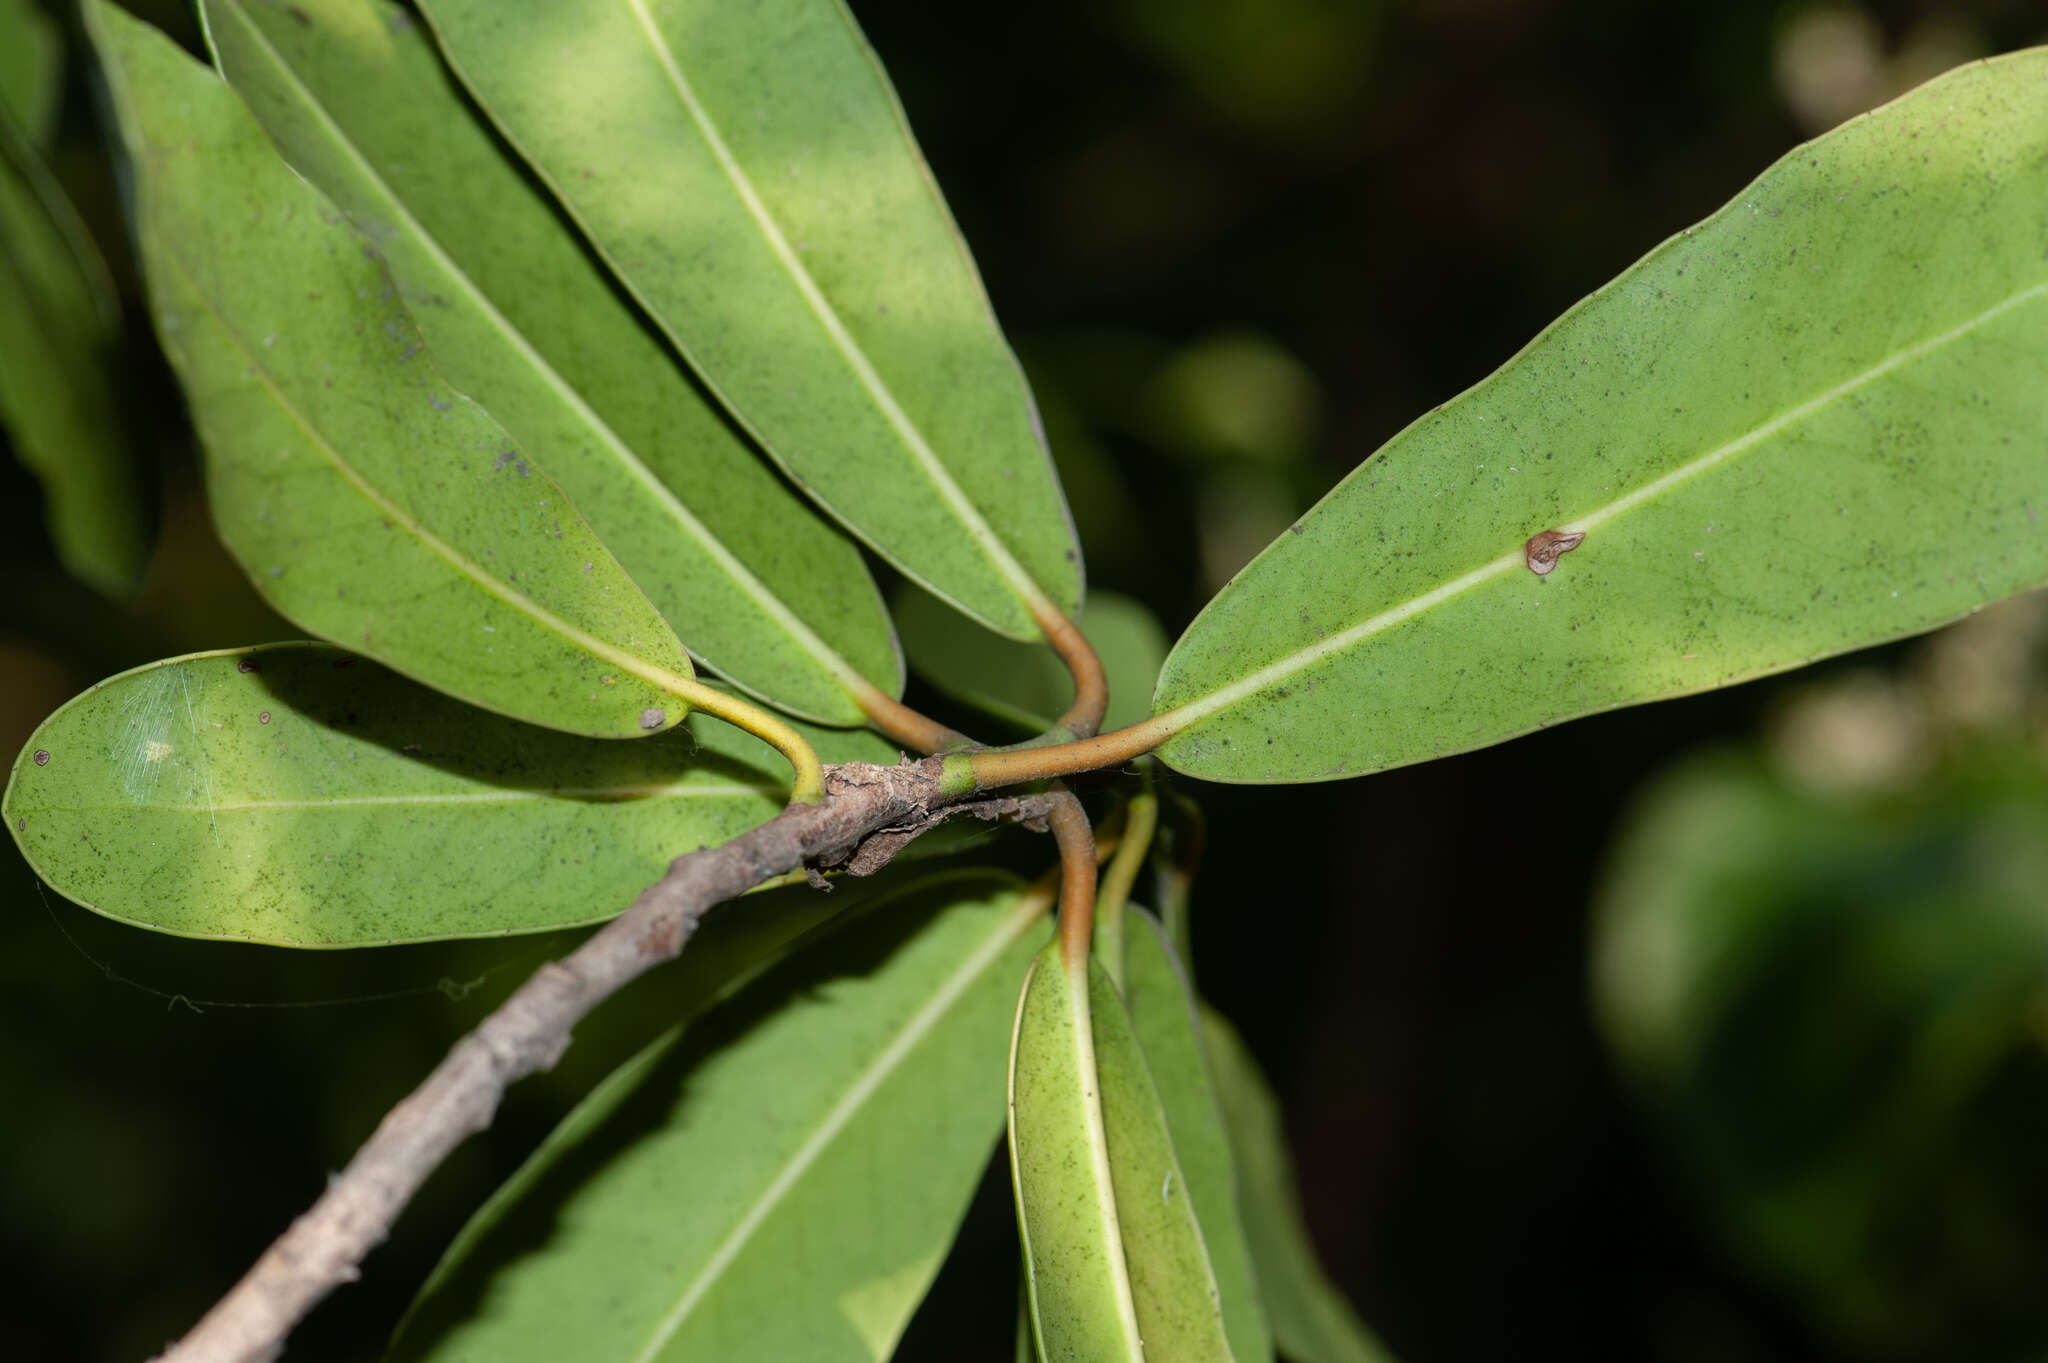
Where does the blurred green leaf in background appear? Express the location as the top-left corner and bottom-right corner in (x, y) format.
(1595, 591), (2048, 1361)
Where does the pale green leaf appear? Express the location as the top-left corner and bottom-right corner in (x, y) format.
(0, 0), (61, 148)
(88, 2), (693, 739)
(1123, 911), (1273, 1363)
(389, 872), (1050, 1363)
(1011, 943), (1234, 1362)
(1010, 944), (1145, 1363)
(895, 587), (1168, 735)
(2, 643), (898, 946)
(413, 0), (1081, 641)
(1202, 1010), (1396, 1363)
(0, 109), (147, 595)
(200, 0), (900, 726)
(1154, 51), (2048, 783)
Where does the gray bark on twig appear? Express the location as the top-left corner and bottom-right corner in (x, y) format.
(151, 757), (1050, 1363)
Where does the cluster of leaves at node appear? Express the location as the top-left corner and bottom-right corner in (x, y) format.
(2, 1), (2045, 1359)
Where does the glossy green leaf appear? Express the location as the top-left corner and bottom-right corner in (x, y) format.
(0, 0), (61, 148)
(1202, 1010), (1396, 1363)
(390, 872), (1050, 1362)
(1123, 911), (1273, 1363)
(1154, 51), (2048, 783)
(1011, 943), (1234, 1362)
(3, 643), (898, 946)
(896, 587), (1169, 736)
(87, 2), (690, 739)
(200, 0), (899, 726)
(0, 107), (148, 596)
(414, 0), (1081, 641)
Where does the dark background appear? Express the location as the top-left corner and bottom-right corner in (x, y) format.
(4, 1), (2047, 1359)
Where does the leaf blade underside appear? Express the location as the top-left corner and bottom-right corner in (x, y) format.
(200, 0), (900, 725)
(1155, 51), (2048, 783)
(414, 0), (1081, 640)
(87, 1), (692, 739)
(2, 644), (900, 945)
(388, 873), (1050, 1362)
(1012, 942), (1236, 1361)
(1123, 911), (1274, 1362)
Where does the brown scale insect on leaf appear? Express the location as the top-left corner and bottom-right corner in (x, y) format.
(1524, 528), (1587, 576)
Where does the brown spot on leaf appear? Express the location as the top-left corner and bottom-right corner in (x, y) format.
(1524, 528), (1587, 576)
(237, 657), (259, 674)
(258, 712), (272, 725)
(32, 749), (49, 766)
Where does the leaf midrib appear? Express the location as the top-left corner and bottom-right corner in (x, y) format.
(629, 899), (1037, 1363)
(158, 242), (692, 707)
(618, 0), (1049, 620)
(211, 0), (873, 701)
(1159, 278), (2048, 736)
(1062, 957), (1147, 1363)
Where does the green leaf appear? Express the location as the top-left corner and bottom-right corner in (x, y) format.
(0, 0), (61, 148)
(895, 587), (1169, 735)
(1123, 911), (1273, 1363)
(389, 872), (1050, 1362)
(1010, 944), (1145, 1363)
(1202, 1010), (1396, 1363)
(0, 108), (149, 596)
(86, 1), (691, 740)
(1011, 942), (1234, 1362)
(1153, 51), (2048, 783)
(413, 0), (1081, 642)
(199, 0), (899, 726)
(3, 643), (898, 946)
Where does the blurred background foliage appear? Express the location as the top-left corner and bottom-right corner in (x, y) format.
(3, 0), (2047, 1359)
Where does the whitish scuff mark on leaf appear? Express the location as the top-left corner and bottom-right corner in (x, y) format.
(115, 666), (183, 804)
